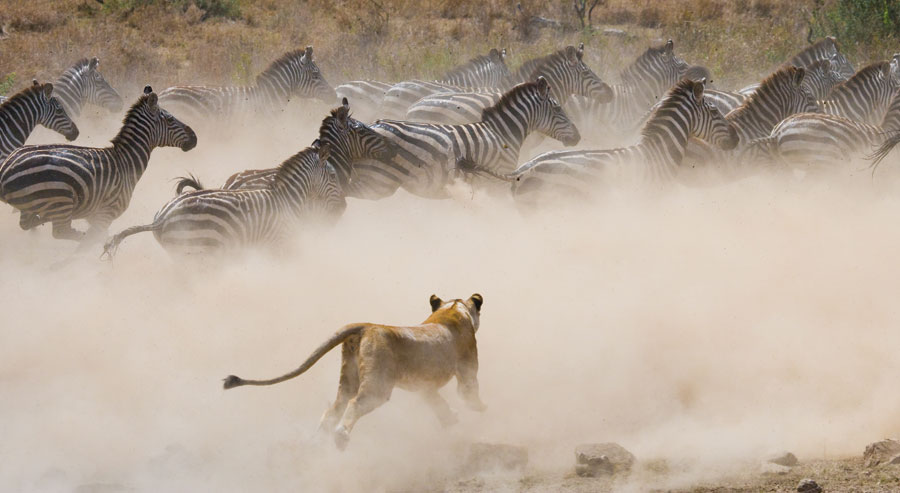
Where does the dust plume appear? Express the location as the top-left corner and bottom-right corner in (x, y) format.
(2, 97), (900, 492)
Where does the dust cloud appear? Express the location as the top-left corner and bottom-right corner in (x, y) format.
(2, 94), (900, 492)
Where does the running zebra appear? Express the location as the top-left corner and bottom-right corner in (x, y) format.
(562, 40), (691, 143)
(176, 98), (395, 193)
(0, 80), (79, 161)
(485, 79), (737, 208)
(102, 143), (344, 257)
(379, 48), (513, 118)
(405, 44), (612, 124)
(349, 76), (580, 200)
(335, 80), (393, 122)
(817, 61), (899, 125)
(0, 86), (197, 242)
(158, 46), (335, 119)
(750, 88), (900, 170)
(739, 38), (854, 96)
(52, 57), (124, 118)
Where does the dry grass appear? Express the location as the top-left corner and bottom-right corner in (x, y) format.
(0, 0), (897, 95)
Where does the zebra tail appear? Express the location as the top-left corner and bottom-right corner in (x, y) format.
(454, 156), (517, 183)
(866, 131), (900, 174)
(223, 324), (367, 389)
(175, 174), (204, 194)
(101, 222), (162, 260)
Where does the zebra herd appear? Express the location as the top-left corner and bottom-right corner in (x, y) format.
(2, 36), (900, 258)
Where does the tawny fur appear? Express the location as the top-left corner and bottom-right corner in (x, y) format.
(223, 293), (486, 449)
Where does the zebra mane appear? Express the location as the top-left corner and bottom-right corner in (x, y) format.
(256, 49), (307, 85)
(272, 145), (321, 187)
(441, 50), (506, 81)
(786, 37), (838, 66)
(110, 93), (154, 147)
(319, 105), (351, 134)
(481, 80), (540, 121)
(828, 61), (891, 96)
(728, 67), (803, 120)
(640, 79), (695, 139)
(0, 82), (44, 109)
(68, 58), (94, 75)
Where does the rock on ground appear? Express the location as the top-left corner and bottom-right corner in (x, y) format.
(767, 451), (799, 467)
(463, 443), (528, 473)
(575, 443), (635, 477)
(797, 478), (822, 493)
(864, 438), (900, 468)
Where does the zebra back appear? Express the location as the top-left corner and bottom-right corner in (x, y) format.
(727, 66), (818, 142)
(513, 44), (612, 103)
(255, 46), (336, 104)
(820, 61), (898, 125)
(53, 57), (123, 117)
(440, 48), (511, 89)
(0, 80), (79, 160)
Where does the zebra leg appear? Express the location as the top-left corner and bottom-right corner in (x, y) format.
(318, 336), (360, 435)
(51, 220), (86, 241)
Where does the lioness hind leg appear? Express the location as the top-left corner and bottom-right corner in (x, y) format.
(422, 390), (458, 428)
(334, 380), (392, 450)
(318, 337), (360, 434)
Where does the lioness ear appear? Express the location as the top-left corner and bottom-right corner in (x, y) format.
(469, 293), (483, 311)
(430, 295), (442, 312)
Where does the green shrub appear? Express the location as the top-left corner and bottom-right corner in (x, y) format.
(101, 0), (241, 20)
(0, 73), (15, 96)
(810, 0), (900, 45)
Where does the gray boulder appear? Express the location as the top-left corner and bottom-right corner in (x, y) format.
(797, 478), (822, 493)
(575, 443), (635, 477)
(767, 451), (799, 467)
(864, 438), (900, 468)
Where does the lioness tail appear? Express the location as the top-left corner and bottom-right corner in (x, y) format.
(223, 324), (366, 389)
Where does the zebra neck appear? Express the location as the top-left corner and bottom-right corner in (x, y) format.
(0, 97), (40, 146)
(614, 83), (661, 110)
(480, 117), (527, 153)
(53, 70), (86, 117)
(253, 78), (292, 111)
(110, 125), (155, 174)
(639, 126), (689, 167)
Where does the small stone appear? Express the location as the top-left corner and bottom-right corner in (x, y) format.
(464, 442), (528, 473)
(767, 451), (799, 467)
(889, 454), (900, 465)
(864, 438), (900, 468)
(797, 478), (822, 493)
(575, 443), (635, 476)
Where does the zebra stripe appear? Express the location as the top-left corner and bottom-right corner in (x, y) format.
(0, 86), (197, 242)
(505, 79), (737, 207)
(52, 57), (124, 118)
(177, 99), (395, 193)
(335, 80), (393, 121)
(349, 77), (580, 200)
(818, 61), (899, 125)
(158, 46), (335, 119)
(103, 144), (344, 257)
(0, 80), (79, 161)
(749, 89), (900, 169)
(379, 48), (512, 118)
(786, 37), (855, 79)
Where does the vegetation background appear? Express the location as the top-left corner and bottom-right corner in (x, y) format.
(1, 0), (899, 97)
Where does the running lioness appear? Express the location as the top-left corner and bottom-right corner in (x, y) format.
(223, 293), (486, 449)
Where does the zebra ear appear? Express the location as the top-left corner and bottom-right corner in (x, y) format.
(318, 141), (332, 163)
(42, 83), (54, 99)
(665, 39), (674, 54)
(32, 79), (40, 88)
(90, 57), (99, 70)
(576, 43), (584, 61)
(430, 295), (443, 312)
(792, 67), (806, 88)
(501, 48), (507, 61)
(146, 92), (159, 111)
(342, 97), (350, 110)
(565, 46), (578, 65)
(692, 79), (705, 100)
(882, 62), (892, 80)
(302, 45), (313, 64)
(536, 76), (550, 99)
(143, 85), (153, 95)
(820, 59), (831, 72)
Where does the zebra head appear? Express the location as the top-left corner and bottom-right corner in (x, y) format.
(258, 46), (336, 103)
(825, 38), (855, 79)
(83, 57), (124, 113)
(310, 142), (347, 224)
(528, 76), (581, 146)
(890, 54), (900, 86)
(689, 79), (738, 150)
(802, 59), (845, 99)
(137, 86), (197, 151)
(318, 98), (396, 187)
(33, 80), (79, 142)
(622, 39), (686, 103)
(683, 66), (714, 86)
